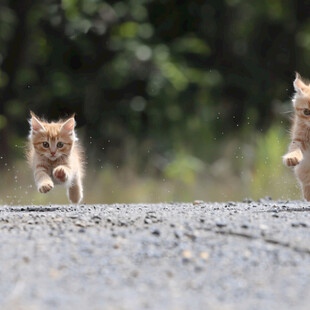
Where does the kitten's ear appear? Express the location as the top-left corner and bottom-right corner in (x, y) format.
(61, 116), (75, 133)
(30, 111), (45, 132)
(294, 73), (308, 95)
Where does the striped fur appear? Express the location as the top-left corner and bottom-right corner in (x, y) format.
(283, 73), (310, 200)
(26, 112), (85, 203)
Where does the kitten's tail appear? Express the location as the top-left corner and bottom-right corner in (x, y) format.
(68, 176), (83, 204)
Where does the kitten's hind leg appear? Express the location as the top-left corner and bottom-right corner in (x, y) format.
(67, 175), (83, 204)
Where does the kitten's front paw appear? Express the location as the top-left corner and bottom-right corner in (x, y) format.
(283, 153), (302, 167)
(53, 166), (68, 183)
(38, 181), (54, 193)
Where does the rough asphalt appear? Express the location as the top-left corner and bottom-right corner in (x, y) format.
(1, 199), (310, 310)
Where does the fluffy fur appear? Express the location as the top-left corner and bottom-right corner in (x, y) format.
(26, 112), (85, 203)
(283, 73), (310, 200)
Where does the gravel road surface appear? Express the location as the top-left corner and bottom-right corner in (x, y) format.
(1, 200), (310, 310)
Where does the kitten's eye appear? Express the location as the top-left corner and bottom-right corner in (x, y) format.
(304, 109), (310, 116)
(57, 142), (64, 148)
(42, 142), (49, 148)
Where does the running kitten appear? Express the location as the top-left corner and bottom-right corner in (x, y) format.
(27, 112), (84, 203)
(283, 73), (310, 200)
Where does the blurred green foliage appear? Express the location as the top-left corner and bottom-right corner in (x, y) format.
(0, 0), (307, 202)
(250, 125), (299, 199)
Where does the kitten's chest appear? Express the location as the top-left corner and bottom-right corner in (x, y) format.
(41, 157), (67, 175)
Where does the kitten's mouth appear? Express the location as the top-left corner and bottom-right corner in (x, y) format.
(48, 155), (58, 161)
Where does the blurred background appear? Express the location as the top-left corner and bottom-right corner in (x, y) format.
(0, 0), (306, 205)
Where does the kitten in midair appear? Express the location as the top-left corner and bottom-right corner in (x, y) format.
(283, 73), (310, 200)
(26, 112), (85, 203)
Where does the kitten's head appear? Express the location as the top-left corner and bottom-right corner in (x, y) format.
(293, 73), (310, 120)
(29, 112), (76, 161)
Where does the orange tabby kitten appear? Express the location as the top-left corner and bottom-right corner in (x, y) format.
(283, 73), (310, 200)
(27, 112), (84, 203)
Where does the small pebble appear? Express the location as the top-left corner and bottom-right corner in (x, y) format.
(174, 230), (182, 239)
(151, 228), (160, 236)
(166, 270), (173, 278)
(182, 250), (192, 259)
(144, 218), (152, 224)
(216, 222), (227, 228)
(193, 200), (204, 205)
(194, 266), (204, 272)
(199, 252), (209, 260)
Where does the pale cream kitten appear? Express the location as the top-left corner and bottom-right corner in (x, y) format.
(283, 73), (310, 200)
(27, 112), (85, 203)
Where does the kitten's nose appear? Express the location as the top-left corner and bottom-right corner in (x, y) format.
(51, 151), (56, 156)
